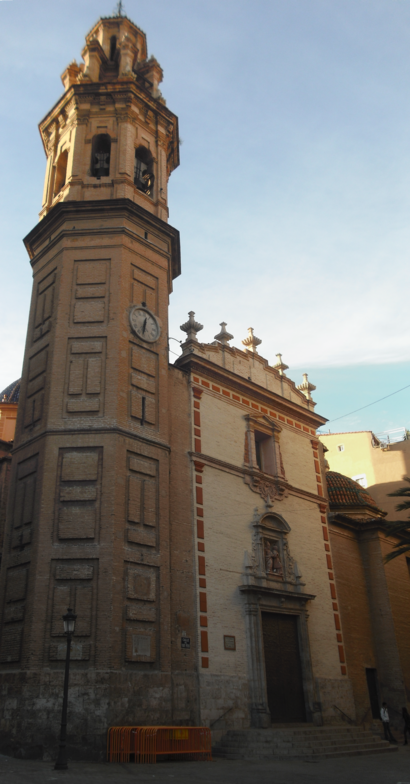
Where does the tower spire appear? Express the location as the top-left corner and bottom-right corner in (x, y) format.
(114, 0), (124, 16)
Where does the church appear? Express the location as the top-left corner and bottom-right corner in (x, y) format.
(0, 12), (409, 760)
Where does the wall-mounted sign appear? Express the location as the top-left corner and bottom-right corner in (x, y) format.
(224, 635), (236, 651)
(181, 636), (191, 649)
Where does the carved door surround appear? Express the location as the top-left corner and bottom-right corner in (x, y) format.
(240, 509), (320, 728)
(243, 413), (288, 503)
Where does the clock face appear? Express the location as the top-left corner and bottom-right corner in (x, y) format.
(129, 306), (160, 343)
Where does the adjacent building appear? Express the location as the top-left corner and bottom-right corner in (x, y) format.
(326, 471), (410, 727)
(320, 430), (410, 521)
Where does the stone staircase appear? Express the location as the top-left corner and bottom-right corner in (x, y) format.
(213, 725), (398, 760)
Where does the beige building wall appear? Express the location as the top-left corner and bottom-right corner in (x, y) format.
(0, 403), (18, 443)
(176, 345), (355, 731)
(320, 431), (410, 521)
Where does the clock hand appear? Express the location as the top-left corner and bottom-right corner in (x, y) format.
(142, 317), (147, 333)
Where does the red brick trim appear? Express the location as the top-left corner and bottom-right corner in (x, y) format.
(201, 631), (209, 652)
(321, 508), (347, 675)
(193, 389), (210, 668)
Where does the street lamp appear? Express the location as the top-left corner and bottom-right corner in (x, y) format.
(54, 607), (77, 771)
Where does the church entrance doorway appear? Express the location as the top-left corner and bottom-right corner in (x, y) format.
(261, 612), (306, 723)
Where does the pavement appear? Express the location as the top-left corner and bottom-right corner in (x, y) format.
(0, 746), (410, 784)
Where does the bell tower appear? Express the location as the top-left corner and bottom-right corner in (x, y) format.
(0, 13), (198, 757)
(40, 14), (178, 222)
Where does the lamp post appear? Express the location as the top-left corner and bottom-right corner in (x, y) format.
(54, 607), (77, 771)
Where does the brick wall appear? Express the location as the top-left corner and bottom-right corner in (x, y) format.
(330, 524), (377, 721)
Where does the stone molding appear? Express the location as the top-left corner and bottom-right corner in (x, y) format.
(176, 355), (326, 431)
(189, 450), (328, 508)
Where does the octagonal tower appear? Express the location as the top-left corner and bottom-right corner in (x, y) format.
(0, 13), (197, 759)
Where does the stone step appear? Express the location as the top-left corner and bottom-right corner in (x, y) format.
(221, 745), (397, 761)
(221, 733), (386, 744)
(213, 727), (396, 760)
(219, 743), (390, 757)
(219, 732), (378, 746)
(219, 734), (383, 747)
(224, 727), (370, 737)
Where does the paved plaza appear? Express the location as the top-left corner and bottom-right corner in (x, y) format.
(0, 747), (409, 784)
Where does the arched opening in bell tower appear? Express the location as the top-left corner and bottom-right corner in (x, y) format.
(109, 35), (117, 61)
(91, 134), (111, 178)
(134, 146), (155, 197)
(54, 149), (68, 195)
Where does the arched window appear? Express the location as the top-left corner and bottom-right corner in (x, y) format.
(91, 134), (111, 178)
(54, 149), (68, 196)
(134, 146), (155, 197)
(109, 35), (117, 61)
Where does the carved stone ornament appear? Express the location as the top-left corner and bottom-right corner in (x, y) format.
(180, 311), (203, 343)
(243, 510), (304, 590)
(214, 321), (234, 346)
(242, 327), (262, 354)
(243, 413), (288, 503)
(247, 477), (287, 503)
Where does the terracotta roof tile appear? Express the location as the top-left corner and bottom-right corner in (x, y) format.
(326, 471), (381, 512)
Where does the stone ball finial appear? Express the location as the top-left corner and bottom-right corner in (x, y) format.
(214, 322), (234, 346)
(242, 327), (261, 354)
(272, 353), (289, 377)
(180, 311), (203, 342)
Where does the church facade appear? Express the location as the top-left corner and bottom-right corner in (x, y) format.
(0, 13), (409, 759)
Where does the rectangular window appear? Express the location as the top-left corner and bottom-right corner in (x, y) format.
(254, 430), (275, 474)
(337, 444), (344, 452)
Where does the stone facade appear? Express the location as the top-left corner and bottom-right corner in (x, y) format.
(175, 333), (355, 732)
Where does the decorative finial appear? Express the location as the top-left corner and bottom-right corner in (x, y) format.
(272, 353), (289, 377)
(114, 0), (124, 17)
(214, 322), (234, 346)
(242, 327), (262, 354)
(297, 373), (316, 402)
(180, 311), (203, 342)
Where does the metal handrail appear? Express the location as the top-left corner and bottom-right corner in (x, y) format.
(333, 704), (355, 725)
(210, 706), (234, 728)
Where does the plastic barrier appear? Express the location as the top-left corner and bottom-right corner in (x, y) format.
(107, 726), (212, 763)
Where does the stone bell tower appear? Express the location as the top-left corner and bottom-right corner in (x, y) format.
(40, 13), (177, 221)
(0, 12), (198, 757)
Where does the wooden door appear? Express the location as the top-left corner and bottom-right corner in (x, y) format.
(262, 612), (306, 723)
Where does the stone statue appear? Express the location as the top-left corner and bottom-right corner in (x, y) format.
(265, 540), (283, 577)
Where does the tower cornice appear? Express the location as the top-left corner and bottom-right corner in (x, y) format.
(24, 198), (181, 282)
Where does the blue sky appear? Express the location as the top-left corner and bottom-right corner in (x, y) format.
(1, 0), (410, 434)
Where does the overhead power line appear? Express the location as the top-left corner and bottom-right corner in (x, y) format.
(318, 382), (410, 426)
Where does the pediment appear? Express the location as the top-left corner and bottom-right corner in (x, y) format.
(245, 413), (282, 432)
(260, 513), (291, 533)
